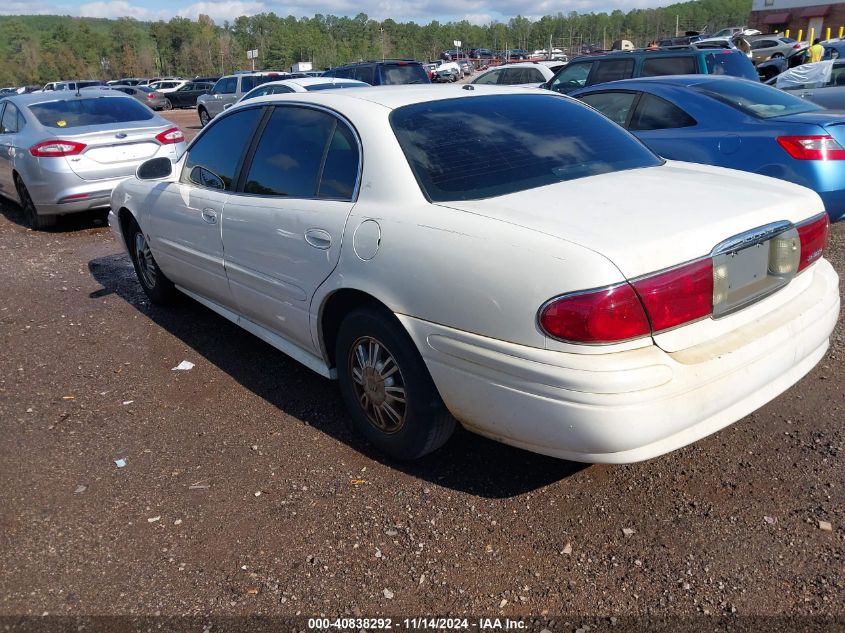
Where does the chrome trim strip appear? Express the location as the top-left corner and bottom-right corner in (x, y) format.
(711, 220), (793, 256)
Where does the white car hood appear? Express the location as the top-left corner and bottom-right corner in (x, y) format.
(436, 161), (824, 279)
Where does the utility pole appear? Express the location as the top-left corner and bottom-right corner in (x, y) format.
(380, 25), (385, 61)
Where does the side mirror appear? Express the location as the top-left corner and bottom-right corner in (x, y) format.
(223, 103), (232, 110)
(136, 156), (173, 180)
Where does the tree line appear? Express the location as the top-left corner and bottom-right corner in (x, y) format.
(0, 0), (751, 86)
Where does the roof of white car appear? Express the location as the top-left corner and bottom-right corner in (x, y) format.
(238, 84), (544, 110)
(256, 77), (368, 91)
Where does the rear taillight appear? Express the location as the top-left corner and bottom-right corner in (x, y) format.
(777, 135), (845, 160)
(30, 140), (86, 157)
(792, 43), (802, 49)
(631, 259), (713, 332)
(538, 284), (651, 343)
(146, 92), (156, 99)
(797, 214), (829, 271)
(155, 127), (184, 144)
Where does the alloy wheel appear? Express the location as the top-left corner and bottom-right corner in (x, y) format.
(348, 336), (407, 434)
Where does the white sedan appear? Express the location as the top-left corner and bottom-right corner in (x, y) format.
(237, 77), (369, 104)
(471, 61), (565, 87)
(109, 86), (840, 463)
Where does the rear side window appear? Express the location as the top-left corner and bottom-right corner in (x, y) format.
(579, 91), (638, 126)
(391, 95), (661, 202)
(641, 56), (698, 77)
(629, 93), (697, 131)
(704, 52), (759, 80)
(183, 107), (263, 191)
(589, 59), (634, 84)
(379, 63), (429, 85)
(693, 79), (822, 119)
(500, 67), (545, 84)
(751, 40), (778, 50)
(28, 97), (154, 128)
(0, 103), (21, 133)
(240, 75), (277, 92)
(319, 123), (359, 199)
(355, 65), (376, 85)
(473, 70), (501, 85)
(244, 107), (337, 198)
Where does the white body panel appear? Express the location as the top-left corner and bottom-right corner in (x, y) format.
(110, 86), (841, 463)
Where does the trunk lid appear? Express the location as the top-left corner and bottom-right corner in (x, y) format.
(61, 121), (171, 181)
(435, 161), (819, 279)
(436, 161), (826, 353)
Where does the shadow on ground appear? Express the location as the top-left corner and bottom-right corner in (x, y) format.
(88, 252), (587, 498)
(0, 198), (110, 232)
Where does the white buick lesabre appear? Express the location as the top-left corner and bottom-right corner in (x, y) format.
(109, 85), (840, 463)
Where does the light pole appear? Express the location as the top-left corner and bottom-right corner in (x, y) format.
(380, 24), (385, 61)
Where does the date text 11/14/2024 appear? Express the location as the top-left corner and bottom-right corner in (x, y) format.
(307, 618), (526, 630)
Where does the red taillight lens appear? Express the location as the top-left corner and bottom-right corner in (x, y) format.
(777, 135), (845, 160)
(797, 214), (829, 271)
(631, 259), (713, 332)
(146, 92), (156, 99)
(30, 140), (86, 157)
(155, 127), (184, 144)
(538, 283), (651, 343)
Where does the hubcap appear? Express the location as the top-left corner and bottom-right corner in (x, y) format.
(134, 231), (157, 289)
(349, 336), (407, 434)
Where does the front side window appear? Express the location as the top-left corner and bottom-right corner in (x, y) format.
(28, 97), (154, 128)
(391, 94), (662, 202)
(641, 56), (697, 77)
(355, 65), (376, 85)
(629, 93), (697, 130)
(380, 63), (428, 85)
(578, 91), (638, 126)
(473, 70), (501, 85)
(243, 106), (358, 200)
(213, 77), (237, 95)
(183, 107), (264, 191)
(500, 67), (545, 84)
(704, 52), (759, 80)
(547, 62), (594, 92)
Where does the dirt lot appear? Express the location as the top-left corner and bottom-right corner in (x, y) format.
(0, 110), (844, 629)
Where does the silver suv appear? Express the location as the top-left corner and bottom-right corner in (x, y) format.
(196, 73), (284, 126)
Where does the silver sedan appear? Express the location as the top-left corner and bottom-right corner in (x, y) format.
(0, 91), (186, 229)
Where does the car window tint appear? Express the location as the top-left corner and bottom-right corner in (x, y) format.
(242, 87), (271, 101)
(704, 52), (759, 80)
(391, 94), (662, 202)
(548, 62), (594, 92)
(304, 82), (367, 91)
(0, 103), (18, 133)
(641, 56), (697, 77)
(272, 85), (294, 93)
(579, 91), (638, 126)
(827, 65), (845, 86)
(752, 40), (778, 50)
(217, 77), (237, 94)
(693, 79), (822, 118)
(355, 65), (376, 84)
(629, 93), (697, 130)
(184, 107), (263, 191)
(318, 123), (359, 200)
(28, 97), (154, 128)
(380, 63), (428, 85)
(473, 70), (501, 85)
(589, 59), (634, 84)
(243, 106), (336, 197)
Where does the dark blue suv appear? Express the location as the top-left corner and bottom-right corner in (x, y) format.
(546, 47), (758, 94)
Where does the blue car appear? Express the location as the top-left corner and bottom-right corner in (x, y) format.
(571, 75), (845, 222)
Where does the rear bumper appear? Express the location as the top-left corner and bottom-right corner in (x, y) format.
(32, 177), (127, 216)
(398, 259), (840, 463)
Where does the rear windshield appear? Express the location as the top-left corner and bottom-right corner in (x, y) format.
(391, 94), (662, 202)
(704, 51), (759, 81)
(380, 63), (430, 85)
(693, 79), (822, 118)
(28, 97), (155, 128)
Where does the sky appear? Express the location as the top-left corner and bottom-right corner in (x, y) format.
(1, 0), (678, 26)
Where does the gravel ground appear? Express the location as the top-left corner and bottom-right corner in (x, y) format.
(0, 110), (843, 630)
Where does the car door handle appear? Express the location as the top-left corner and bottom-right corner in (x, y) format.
(304, 228), (332, 249)
(201, 208), (217, 224)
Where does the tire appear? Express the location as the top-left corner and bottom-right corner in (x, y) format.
(771, 53), (784, 58)
(125, 216), (179, 305)
(336, 308), (455, 460)
(198, 108), (210, 127)
(163, 98), (173, 111)
(15, 175), (55, 230)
